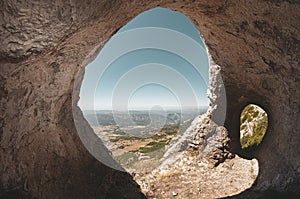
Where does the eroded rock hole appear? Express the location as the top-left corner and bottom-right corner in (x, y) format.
(240, 104), (268, 153)
(72, 6), (264, 198)
(78, 7), (209, 172)
(73, 7), (262, 198)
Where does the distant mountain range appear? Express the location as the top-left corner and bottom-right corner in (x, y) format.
(83, 108), (208, 127)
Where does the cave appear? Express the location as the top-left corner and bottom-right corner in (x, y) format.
(1, 0), (299, 198)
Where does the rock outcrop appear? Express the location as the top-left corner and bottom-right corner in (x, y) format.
(1, 0), (299, 198)
(161, 114), (233, 168)
(240, 104), (268, 138)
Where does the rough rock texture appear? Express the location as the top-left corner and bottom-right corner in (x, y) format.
(161, 114), (233, 168)
(0, 0), (120, 61)
(135, 154), (259, 199)
(197, 116), (233, 166)
(240, 104), (267, 138)
(1, 0), (299, 198)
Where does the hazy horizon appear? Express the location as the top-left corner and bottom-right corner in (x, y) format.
(81, 105), (209, 112)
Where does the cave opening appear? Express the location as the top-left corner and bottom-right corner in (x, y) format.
(72, 6), (262, 198)
(76, 7), (210, 172)
(239, 104), (268, 156)
(2, 1), (299, 198)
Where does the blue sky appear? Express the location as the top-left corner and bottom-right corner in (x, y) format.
(79, 7), (209, 110)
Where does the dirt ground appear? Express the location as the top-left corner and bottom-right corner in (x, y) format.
(134, 153), (258, 199)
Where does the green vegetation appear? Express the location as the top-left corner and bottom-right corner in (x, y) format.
(128, 124), (182, 154)
(240, 124), (246, 131)
(110, 135), (140, 142)
(92, 110), (203, 170)
(138, 140), (168, 153)
(163, 123), (179, 135)
(240, 105), (257, 123)
(113, 130), (126, 135)
(240, 105), (268, 149)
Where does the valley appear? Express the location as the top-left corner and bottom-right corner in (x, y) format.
(86, 109), (205, 172)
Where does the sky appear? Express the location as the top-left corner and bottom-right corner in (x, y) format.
(78, 7), (209, 111)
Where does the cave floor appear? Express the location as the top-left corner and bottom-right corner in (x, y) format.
(134, 154), (258, 199)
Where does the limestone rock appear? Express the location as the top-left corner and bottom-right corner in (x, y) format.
(1, 0), (299, 198)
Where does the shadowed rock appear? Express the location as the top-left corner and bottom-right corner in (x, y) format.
(1, 0), (299, 198)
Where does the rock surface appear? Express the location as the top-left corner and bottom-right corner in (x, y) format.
(1, 0), (300, 198)
(161, 114), (233, 168)
(240, 104), (268, 138)
(135, 154), (259, 199)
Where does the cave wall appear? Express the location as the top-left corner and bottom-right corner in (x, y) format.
(1, 0), (299, 198)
